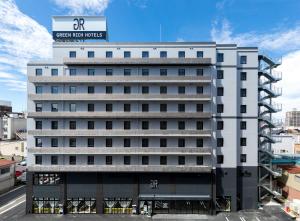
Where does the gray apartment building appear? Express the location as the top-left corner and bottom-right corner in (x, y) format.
(26, 17), (281, 215)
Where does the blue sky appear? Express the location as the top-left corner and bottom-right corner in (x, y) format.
(0, 0), (300, 116)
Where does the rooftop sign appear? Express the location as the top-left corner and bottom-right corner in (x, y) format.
(52, 16), (107, 41)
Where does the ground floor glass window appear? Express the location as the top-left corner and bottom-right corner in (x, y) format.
(216, 196), (231, 212)
(104, 198), (132, 214)
(32, 197), (60, 214)
(66, 198), (96, 214)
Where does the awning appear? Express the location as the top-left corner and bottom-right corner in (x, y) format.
(138, 194), (211, 200)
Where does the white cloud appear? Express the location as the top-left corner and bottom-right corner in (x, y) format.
(211, 19), (300, 53)
(0, 0), (52, 92)
(52, 0), (110, 15)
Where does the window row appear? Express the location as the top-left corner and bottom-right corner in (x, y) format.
(35, 85), (206, 95)
(35, 138), (206, 148)
(36, 120), (206, 130)
(216, 120), (247, 130)
(35, 103), (205, 112)
(35, 155), (205, 166)
(217, 154), (247, 164)
(216, 53), (247, 64)
(216, 87), (247, 97)
(216, 137), (247, 147)
(216, 70), (247, 81)
(216, 104), (248, 114)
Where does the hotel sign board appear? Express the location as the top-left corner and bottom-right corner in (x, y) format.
(52, 16), (107, 41)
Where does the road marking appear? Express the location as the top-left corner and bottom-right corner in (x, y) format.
(0, 185), (24, 198)
(0, 199), (25, 215)
(0, 194), (25, 215)
(256, 217), (261, 221)
(239, 217), (246, 221)
(225, 217), (230, 221)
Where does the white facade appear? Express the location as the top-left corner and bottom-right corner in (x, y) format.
(0, 113), (26, 140)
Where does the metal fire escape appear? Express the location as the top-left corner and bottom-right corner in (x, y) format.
(258, 54), (283, 202)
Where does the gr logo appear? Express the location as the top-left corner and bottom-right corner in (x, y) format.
(73, 18), (85, 30)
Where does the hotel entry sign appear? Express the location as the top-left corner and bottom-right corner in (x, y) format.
(52, 16), (107, 41)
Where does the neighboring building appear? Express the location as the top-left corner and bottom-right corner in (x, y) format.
(26, 16), (281, 215)
(0, 140), (27, 159)
(272, 135), (297, 155)
(0, 100), (12, 116)
(0, 113), (26, 140)
(0, 159), (16, 194)
(285, 109), (300, 130)
(278, 166), (300, 200)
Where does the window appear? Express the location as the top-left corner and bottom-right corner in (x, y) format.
(70, 69), (76, 76)
(106, 138), (112, 147)
(217, 138), (224, 147)
(87, 138), (94, 147)
(241, 88), (247, 97)
(88, 121), (94, 130)
(217, 155), (224, 164)
(36, 121), (42, 129)
(160, 104), (167, 112)
(106, 104), (113, 112)
(197, 51), (204, 58)
(106, 51), (113, 58)
(240, 154), (247, 163)
(69, 103), (76, 112)
(51, 86), (58, 94)
(160, 156), (167, 165)
(178, 156), (185, 165)
(160, 51), (167, 58)
(88, 103), (94, 112)
(240, 138), (247, 146)
(36, 138), (42, 147)
(51, 156), (58, 165)
(69, 138), (76, 147)
(142, 69), (149, 76)
(69, 51), (76, 58)
(178, 121), (185, 130)
(69, 156), (76, 165)
(142, 121), (149, 130)
(217, 53), (224, 62)
(88, 51), (95, 58)
(87, 156), (94, 165)
(69, 121), (76, 130)
(217, 70), (224, 79)
(35, 155), (42, 165)
(196, 138), (203, 147)
(142, 86), (149, 94)
(69, 86), (76, 94)
(160, 138), (167, 147)
(178, 69), (185, 76)
(178, 104), (185, 112)
(160, 69), (167, 76)
(178, 86), (185, 94)
(197, 104), (203, 112)
(51, 138), (58, 147)
(106, 121), (112, 130)
(88, 69), (95, 76)
(178, 138), (185, 147)
(142, 156), (149, 165)
(240, 121), (247, 130)
(240, 105), (247, 113)
(124, 156), (131, 165)
(124, 51), (131, 58)
(217, 121), (224, 130)
(106, 156), (112, 165)
(160, 86), (167, 94)
(197, 121), (203, 130)
(142, 51), (149, 58)
(36, 86), (43, 94)
(106, 86), (113, 94)
(124, 103), (131, 112)
(142, 138), (149, 147)
(241, 72), (247, 81)
(51, 103), (58, 112)
(124, 86), (131, 94)
(106, 69), (113, 76)
(35, 103), (43, 112)
(216, 86), (224, 96)
(240, 56), (247, 64)
(197, 156), (203, 165)
(217, 104), (224, 113)
(124, 121), (131, 130)
(197, 69), (203, 76)
(88, 86), (95, 94)
(51, 121), (58, 130)
(160, 121), (167, 130)
(197, 86), (203, 94)
(124, 138), (131, 147)
(178, 51), (185, 58)
(35, 68), (42, 76)
(124, 69), (131, 76)
(51, 69), (58, 76)
(142, 104), (149, 112)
